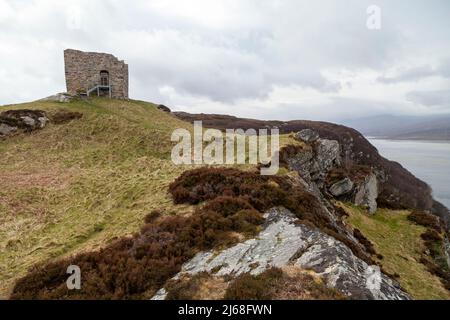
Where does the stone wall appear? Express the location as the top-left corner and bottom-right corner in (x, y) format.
(64, 49), (129, 99)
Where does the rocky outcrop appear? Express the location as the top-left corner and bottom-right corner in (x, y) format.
(295, 129), (319, 143)
(286, 129), (380, 213)
(329, 178), (354, 197)
(432, 201), (450, 229)
(354, 174), (378, 214)
(152, 207), (410, 300)
(309, 139), (341, 189)
(40, 93), (73, 103)
(0, 109), (48, 137)
(288, 134), (341, 190)
(157, 104), (171, 113)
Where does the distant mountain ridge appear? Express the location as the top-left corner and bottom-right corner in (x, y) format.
(340, 114), (450, 140)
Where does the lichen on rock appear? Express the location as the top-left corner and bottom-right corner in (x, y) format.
(152, 207), (410, 300)
(354, 173), (378, 214)
(329, 178), (354, 197)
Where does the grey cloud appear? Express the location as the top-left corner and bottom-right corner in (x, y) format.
(229, 97), (409, 122)
(1, 0), (450, 120)
(377, 65), (435, 84)
(406, 90), (450, 108)
(377, 59), (450, 84)
(437, 58), (450, 78)
(0, 0), (404, 105)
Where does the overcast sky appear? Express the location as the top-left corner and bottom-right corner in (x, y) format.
(0, 0), (449, 121)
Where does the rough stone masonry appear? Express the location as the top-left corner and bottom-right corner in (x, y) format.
(64, 49), (129, 99)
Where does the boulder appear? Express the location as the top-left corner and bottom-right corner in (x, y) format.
(330, 178), (354, 197)
(157, 104), (171, 113)
(21, 116), (36, 127)
(152, 207), (410, 300)
(294, 129), (320, 143)
(0, 123), (17, 136)
(354, 174), (378, 214)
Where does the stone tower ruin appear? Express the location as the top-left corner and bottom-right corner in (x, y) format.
(64, 49), (129, 99)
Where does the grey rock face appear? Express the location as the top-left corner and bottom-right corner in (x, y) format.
(329, 178), (354, 197)
(284, 134), (380, 216)
(285, 137), (341, 190)
(314, 139), (341, 175)
(295, 129), (320, 143)
(151, 288), (168, 301)
(284, 149), (314, 181)
(354, 174), (378, 214)
(152, 207), (410, 300)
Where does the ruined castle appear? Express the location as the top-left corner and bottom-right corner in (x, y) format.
(64, 49), (129, 99)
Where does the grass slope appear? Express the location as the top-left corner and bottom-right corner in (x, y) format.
(0, 98), (194, 298)
(341, 203), (450, 300)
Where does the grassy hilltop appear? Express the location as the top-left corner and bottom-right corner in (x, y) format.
(0, 98), (195, 297)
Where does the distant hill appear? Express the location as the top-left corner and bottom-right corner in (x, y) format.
(340, 114), (450, 140)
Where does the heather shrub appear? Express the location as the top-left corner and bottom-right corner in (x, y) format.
(202, 196), (254, 217)
(230, 209), (264, 234)
(144, 210), (162, 223)
(170, 168), (375, 265)
(51, 111), (83, 124)
(326, 165), (372, 186)
(225, 268), (345, 300)
(408, 210), (442, 232)
(409, 211), (450, 291)
(353, 229), (377, 256)
(224, 268), (283, 300)
(11, 167), (366, 299)
(421, 229), (442, 242)
(165, 273), (212, 300)
(11, 171), (269, 299)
